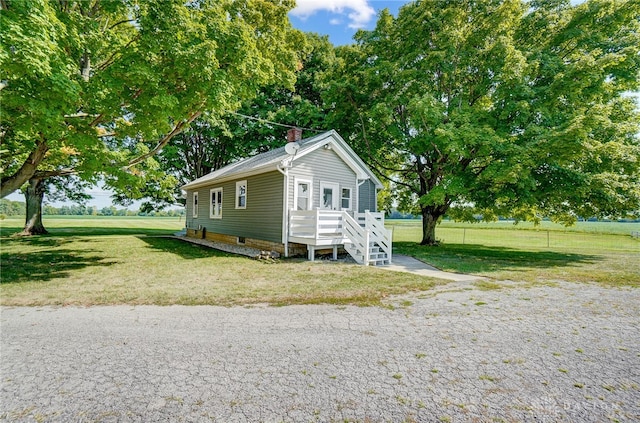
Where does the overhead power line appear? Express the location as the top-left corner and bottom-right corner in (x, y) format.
(229, 112), (326, 134)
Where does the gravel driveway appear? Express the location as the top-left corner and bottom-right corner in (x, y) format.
(1, 282), (638, 422)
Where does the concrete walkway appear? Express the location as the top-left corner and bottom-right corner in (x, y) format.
(382, 254), (484, 282)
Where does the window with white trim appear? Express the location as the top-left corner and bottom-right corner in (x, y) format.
(236, 180), (247, 209)
(294, 179), (312, 210)
(210, 188), (223, 219)
(192, 192), (198, 218)
(341, 187), (352, 210)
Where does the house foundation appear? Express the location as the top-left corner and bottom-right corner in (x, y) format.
(186, 229), (307, 257)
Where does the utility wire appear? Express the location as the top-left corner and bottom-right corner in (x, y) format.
(229, 111), (326, 134)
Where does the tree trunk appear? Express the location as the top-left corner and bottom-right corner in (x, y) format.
(420, 207), (441, 246)
(18, 178), (48, 236)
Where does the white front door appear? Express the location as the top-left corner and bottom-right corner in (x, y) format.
(320, 182), (340, 210)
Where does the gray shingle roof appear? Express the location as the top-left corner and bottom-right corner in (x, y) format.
(182, 130), (338, 190)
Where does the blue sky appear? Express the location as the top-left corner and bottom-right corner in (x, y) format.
(289, 0), (412, 46)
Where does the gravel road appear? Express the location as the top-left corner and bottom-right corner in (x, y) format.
(1, 282), (638, 422)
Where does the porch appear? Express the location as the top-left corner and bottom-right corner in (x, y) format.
(288, 210), (392, 266)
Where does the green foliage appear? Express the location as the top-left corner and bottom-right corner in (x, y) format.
(157, 32), (335, 202)
(1, 0), (303, 204)
(221, 31), (335, 147)
(0, 199), (25, 216)
(325, 0), (640, 244)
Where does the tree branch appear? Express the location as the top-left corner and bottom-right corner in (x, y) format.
(96, 35), (140, 72)
(0, 139), (49, 198)
(378, 172), (416, 191)
(33, 168), (76, 179)
(108, 18), (136, 30)
(126, 111), (202, 168)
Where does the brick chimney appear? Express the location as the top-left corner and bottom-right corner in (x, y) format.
(286, 127), (302, 142)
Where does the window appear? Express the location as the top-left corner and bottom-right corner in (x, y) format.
(323, 187), (333, 208)
(294, 179), (312, 210)
(341, 187), (352, 210)
(192, 192), (198, 218)
(236, 180), (247, 209)
(210, 188), (223, 219)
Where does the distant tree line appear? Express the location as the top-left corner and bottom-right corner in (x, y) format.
(0, 199), (183, 218)
(0, 199), (25, 217)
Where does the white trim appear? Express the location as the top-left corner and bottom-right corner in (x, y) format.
(276, 164), (289, 256)
(209, 187), (223, 219)
(235, 180), (247, 209)
(192, 192), (198, 218)
(293, 178), (313, 211)
(341, 186), (352, 211)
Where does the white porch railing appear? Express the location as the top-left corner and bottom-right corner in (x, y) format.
(341, 212), (369, 265)
(354, 211), (385, 227)
(362, 211), (392, 264)
(289, 209), (346, 242)
(289, 209), (392, 265)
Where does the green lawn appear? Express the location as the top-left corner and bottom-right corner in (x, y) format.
(0, 216), (443, 307)
(388, 220), (640, 286)
(1, 216), (637, 307)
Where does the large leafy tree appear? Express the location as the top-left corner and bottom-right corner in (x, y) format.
(0, 0), (302, 233)
(326, 0), (640, 245)
(157, 32), (335, 201)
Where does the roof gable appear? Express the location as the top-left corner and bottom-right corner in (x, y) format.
(182, 130), (382, 190)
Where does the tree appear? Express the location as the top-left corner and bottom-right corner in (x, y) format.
(325, 0), (640, 245)
(0, 198), (25, 216)
(17, 175), (92, 235)
(1, 0), (302, 234)
(157, 32), (335, 201)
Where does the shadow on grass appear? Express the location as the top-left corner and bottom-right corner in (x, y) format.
(1, 248), (118, 285)
(138, 236), (242, 260)
(394, 242), (598, 274)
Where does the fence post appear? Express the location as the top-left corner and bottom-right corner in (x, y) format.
(547, 230), (550, 248)
(364, 230), (370, 266)
(463, 228), (466, 245)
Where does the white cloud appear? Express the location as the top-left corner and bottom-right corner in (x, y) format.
(329, 18), (342, 25)
(291, 0), (376, 29)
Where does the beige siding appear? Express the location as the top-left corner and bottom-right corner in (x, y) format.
(184, 171), (284, 243)
(288, 147), (358, 211)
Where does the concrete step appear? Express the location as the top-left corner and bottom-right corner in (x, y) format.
(369, 253), (387, 260)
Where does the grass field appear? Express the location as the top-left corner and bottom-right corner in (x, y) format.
(0, 216), (444, 307)
(388, 219), (639, 286)
(2, 215), (185, 235)
(1, 216), (638, 307)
